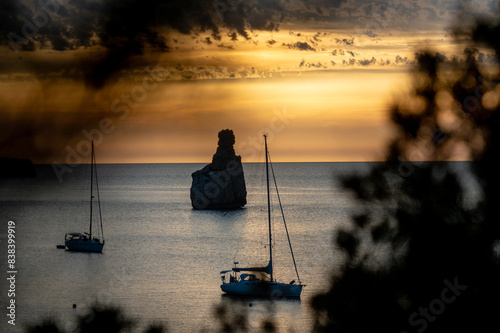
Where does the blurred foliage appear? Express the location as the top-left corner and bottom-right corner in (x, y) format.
(211, 302), (249, 333)
(25, 300), (279, 333)
(25, 318), (62, 333)
(26, 4), (500, 333)
(311, 6), (500, 333)
(25, 303), (166, 333)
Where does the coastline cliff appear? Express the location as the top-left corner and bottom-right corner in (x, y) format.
(0, 158), (36, 178)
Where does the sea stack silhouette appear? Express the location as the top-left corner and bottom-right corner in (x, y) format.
(190, 129), (247, 210)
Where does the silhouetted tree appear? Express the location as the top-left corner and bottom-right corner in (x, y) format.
(76, 304), (134, 333)
(311, 7), (500, 333)
(25, 303), (167, 333)
(211, 302), (249, 333)
(26, 318), (62, 333)
(143, 323), (167, 333)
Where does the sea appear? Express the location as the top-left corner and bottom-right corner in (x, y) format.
(0, 162), (425, 332)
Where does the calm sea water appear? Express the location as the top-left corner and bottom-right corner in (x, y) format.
(0, 162), (399, 332)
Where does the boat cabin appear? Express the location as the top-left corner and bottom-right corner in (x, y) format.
(220, 261), (272, 285)
(65, 232), (101, 243)
(65, 232), (90, 241)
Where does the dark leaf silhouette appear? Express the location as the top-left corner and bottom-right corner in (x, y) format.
(25, 319), (62, 333)
(311, 5), (500, 333)
(76, 304), (134, 333)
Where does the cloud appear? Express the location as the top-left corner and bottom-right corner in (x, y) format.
(1, 0), (488, 90)
(343, 58), (356, 66)
(3, 0), (490, 55)
(0, 0), (289, 89)
(331, 49), (345, 56)
(228, 32), (239, 41)
(335, 38), (355, 46)
(477, 51), (498, 64)
(313, 32), (324, 42)
(283, 41), (316, 51)
(358, 57), (377, 66)
(298, 59), (328, 68)
(217, 43), (235, 50)
(395, 55), (411, 65)
(1, 0), (494, 165)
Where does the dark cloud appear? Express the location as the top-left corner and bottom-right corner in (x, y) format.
(0, 0), (33, 51)
(335, 37), (355, 46)
(298, 58), (328, 68)
(477, 51), (498, 64)
(217, 43), (235, 49)
(283, 41), (316, 51)
(1, 0), (484, 64)
(358, 57), (376, 66)
(0, 0), (288, 89)
(343, 58), (356, 66)
(1, 0), (471, 86)
(228, 32), (239, 41)
(313, 32), (323, 42)
(395, 55), (411, 64)
(435, 51), (448, 63)
(1, 0), (493, 164)
(380, 59), (391, 66)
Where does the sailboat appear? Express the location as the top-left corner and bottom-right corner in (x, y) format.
(65, 140), (105, 253)
(220, 134), (304, 298)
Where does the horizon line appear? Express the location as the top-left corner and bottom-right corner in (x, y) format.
(34, 159), (473, 166)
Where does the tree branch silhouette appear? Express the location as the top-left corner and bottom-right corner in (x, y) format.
(311, 6), (500, 333)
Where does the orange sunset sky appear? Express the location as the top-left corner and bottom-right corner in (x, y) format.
(0, 0), (497, 163)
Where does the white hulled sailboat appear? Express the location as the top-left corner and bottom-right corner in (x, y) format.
(220, 134), (304, 298)
(65, 140), (105, 253)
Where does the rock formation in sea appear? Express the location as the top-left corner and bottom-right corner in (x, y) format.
(190, 129), (247, 210)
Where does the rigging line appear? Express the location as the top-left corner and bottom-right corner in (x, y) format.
(264, 135), (273, 282)
(268, 153), (302, 284)
(93, 145), (104, 242)
(89, 141), (94, 239)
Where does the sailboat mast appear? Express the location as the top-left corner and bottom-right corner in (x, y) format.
(264, 134), (273, 282)
(89, 140), (94, 239)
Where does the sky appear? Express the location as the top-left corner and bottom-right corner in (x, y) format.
(0, 0), (498, 163)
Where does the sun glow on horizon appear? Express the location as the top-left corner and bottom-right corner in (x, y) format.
(49, 68), (407, 165)
(1, 18), (466, 164)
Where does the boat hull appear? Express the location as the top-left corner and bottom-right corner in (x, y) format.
(221, 280), (302, 298)
(65, 239), (104, 253)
